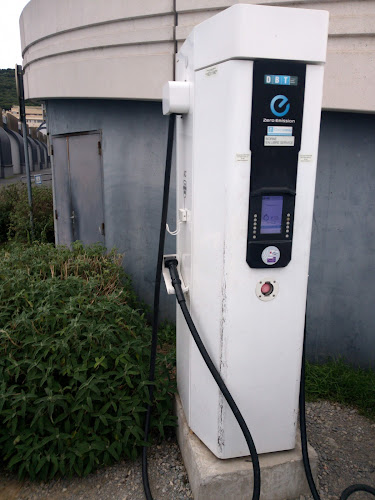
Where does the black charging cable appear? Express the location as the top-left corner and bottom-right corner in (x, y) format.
(299, 329), (375, 500)
(142, 113), (176, 500)
(143, 106), (374, 500)
(165, 257), (261, 500)
(142, 110), (260, 500)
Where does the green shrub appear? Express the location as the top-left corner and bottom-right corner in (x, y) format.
(0, 242), (176, 480)
(0, 184), (21, 243)
(158, 321), (176, 348)
(0, 183), (54, 244)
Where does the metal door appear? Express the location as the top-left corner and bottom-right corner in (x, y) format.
(52, 131), (105, 246)
(52, 136), (72, 245)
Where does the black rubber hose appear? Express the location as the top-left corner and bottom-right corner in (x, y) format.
(299, 329), (375, 500)
(299, 332), (322, 500)
(142, 113), (176, 500)
(165, 258), (261, 500)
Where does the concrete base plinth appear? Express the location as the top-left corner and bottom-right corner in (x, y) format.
(175, 394), (318, 500)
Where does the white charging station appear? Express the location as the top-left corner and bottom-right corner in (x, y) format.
(163, 4), (329, 459)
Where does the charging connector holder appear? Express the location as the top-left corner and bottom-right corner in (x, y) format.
(166, 209), (189, 236)
(162, 254), (189, 295)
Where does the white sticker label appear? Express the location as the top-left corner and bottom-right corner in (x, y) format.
(261, 246), (281, 266)
(235, 153), (250, 162)
(299, 154), (313, 163)
(264, 136), (295, 147)
(267, 126), (293, 136)
(205, 66), (218, 77)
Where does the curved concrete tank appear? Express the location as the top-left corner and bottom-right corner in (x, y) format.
(4, 126), (25, 174)
(20, 0), (375, 112)
(5, 129), (20, 175)
(0, 127), (13, 178)
(35, 139), (47, 169)
(27, 137), (38, 172)
(33, 139), (44, 169)
(40, 141), (50, 168)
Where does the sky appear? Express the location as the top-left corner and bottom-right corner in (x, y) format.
(0, 0), (30, 69)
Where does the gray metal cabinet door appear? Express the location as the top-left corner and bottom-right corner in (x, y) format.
(52, 136), (73, 246)
(68, 133), (105, 245)
(52, 132), (105, 247)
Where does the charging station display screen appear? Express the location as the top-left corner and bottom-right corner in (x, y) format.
(260, 196), (283, 234)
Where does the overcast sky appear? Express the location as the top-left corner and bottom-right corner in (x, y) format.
(0, 0), (30, 69)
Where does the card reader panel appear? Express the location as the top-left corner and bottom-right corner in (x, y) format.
(247, 60), (306, 268)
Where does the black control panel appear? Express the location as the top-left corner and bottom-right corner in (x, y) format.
(246, 60), (306, 268)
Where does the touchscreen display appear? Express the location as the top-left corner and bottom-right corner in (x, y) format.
(260, 196), (283, 234)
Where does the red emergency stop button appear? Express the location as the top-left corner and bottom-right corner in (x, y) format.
(261, 281), (274, 296)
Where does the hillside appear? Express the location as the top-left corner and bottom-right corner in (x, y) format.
(0, 68), (39, 110)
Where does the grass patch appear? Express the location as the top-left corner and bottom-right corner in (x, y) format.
(305, 359), (375, 421)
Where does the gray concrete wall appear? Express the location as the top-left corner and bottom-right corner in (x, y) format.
(307, 111), (375, 367)
(46, 100), (375, 366)
(46, 99), (176, 321)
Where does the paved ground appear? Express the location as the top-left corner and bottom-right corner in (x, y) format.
(1, 400), (374, 500)
(0, 168), (52, 187)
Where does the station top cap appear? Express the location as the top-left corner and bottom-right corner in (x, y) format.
(190, 4), (329, 70)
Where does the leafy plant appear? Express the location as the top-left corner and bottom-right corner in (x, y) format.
(10, 185), (54, 243)
(0, 183), (20, 242)
(158, 321), (176, 348)
(0, 242), (176, 480)
(0, 183), (54, 244)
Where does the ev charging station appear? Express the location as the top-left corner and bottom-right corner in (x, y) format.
(163, 4), (329, 460)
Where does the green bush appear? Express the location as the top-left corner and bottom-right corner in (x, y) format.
(0, 183), (54, 243)
(158, 321), (176, 348)
(0, 242), (176, 480)
(0, 184), (21, 243)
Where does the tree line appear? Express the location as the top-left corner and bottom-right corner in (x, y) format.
(0, 68), (39, 110)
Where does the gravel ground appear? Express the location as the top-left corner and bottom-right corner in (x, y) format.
(1, 400), (374, 500)
(303, 401), (375, 500)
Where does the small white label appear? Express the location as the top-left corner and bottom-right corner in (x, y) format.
(261, 246), (281, 266)
(235, 153), (250, 162)
(299, 154), (313, 163)
(34, 175), (42, 185)
(267, 126), (293, 136)
(205, 66), (218, 77)
(264, 136), (295, 147)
